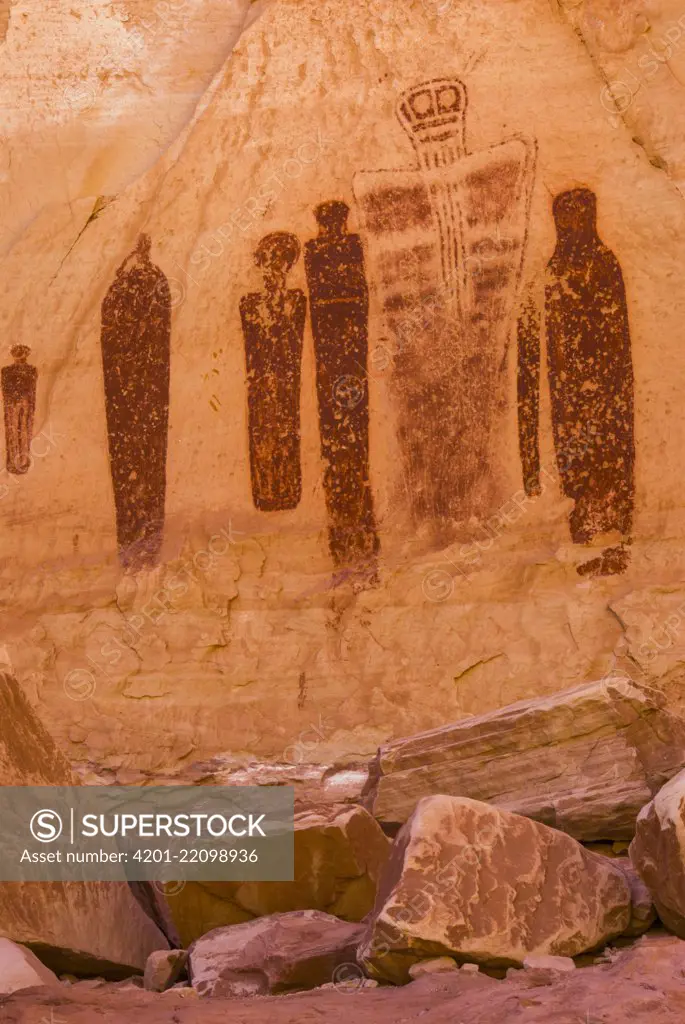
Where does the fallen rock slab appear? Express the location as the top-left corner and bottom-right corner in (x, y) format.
(0, 671), (170, 976)
(189, 910), (365, 997)
(171, 804), (390, 944)
(630, 766), (685, 937)
(359, 795), (631, 982)
(0, 938), (60, 995)
(363, 679), (685, 840)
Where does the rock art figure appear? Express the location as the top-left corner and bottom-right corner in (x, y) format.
(304, 200), (379, 578)
(547, 188), (634, 576)
(517, 188), (635, 577)
(240, 231), (306, 512)
(100, 233), (171, 571)
(353, 78), (536, 540)
(1, 345), (37, 475)
(517, 291), (541, 497)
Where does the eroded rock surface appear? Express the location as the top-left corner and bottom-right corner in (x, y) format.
(364, 679), (685, 839)
(630, 766), (685, 937)
(0, 671), (170, 976)
(172, 804), (390, 944)
(359, 795), (631, 982)
(0, 938), (59, 995)
(188, 910), (364, 997)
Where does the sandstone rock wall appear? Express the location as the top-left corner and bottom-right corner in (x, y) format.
(2, 0), (685, 775)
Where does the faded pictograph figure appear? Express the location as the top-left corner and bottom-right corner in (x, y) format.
(353, 78), (536, 541)
(517, 188), (635, 577)
(100, 233), (171, 571)
(240, 232), (306, 512)
(1, 345), (37, 475)
(304, 200), (379, 580)
(517, 290), (541, 498)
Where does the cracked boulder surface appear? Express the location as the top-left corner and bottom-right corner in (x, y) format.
(630, 766), (685, 937)
(358, 794), (631, 982)
(2, 0), (685, 777)
(169, 804), (391, 945)
(364, 678), (685, 839)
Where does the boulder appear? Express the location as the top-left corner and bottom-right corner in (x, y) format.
(408, 957), (459, 978)
(609, 858), (658, 937)
(170, 804), (390, 944)
(0, 938), (60, 995)
(630, 767), (685, 937)
(143, 949), (189, 993)
(0, 671), (170, 976)
(188, 910), (365, 997)
(522, 954), (575, 972)
(363, 679), (685, 840)
(359, 795), (631, 983)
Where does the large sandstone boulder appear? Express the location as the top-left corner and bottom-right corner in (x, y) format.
(188, 910), (365, 997)
(170, 803), (390, 945)
(363, 679), (685, 839)
(0, 938), (59, 995)
(630, 767), (685, 937)
(0, 671), (170, 976)
(359, 795), (631, 982)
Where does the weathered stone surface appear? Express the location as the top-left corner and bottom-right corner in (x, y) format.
(522, 954), (576, 972)
(171, 803), (390, 945)
(359, 795), (631, 982)
(3, 0), (685, 780)
(609, 858), (658, 937)
(408, 957), (459, 978)
(363, 679), (685, 839)
(630, 767), (685, 937)
(144, 950), (188, 993)
(0, 671), (170, 976)
(119, 759), (370, 806)
(188, 910), (365, 997)
(0, 0), (254, 253)
(0, 938), (60, 995)
(6, 933), (685, 1024)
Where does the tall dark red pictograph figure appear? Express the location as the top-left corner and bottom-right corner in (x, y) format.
(100, 233), (171, 571)
(305, 200), (379, 579)
(240, 232), (306, 512)
(1, 345), (37, 475)
(545, 188), (635, 576)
